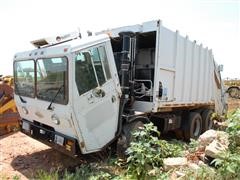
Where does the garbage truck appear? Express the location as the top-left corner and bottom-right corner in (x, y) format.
(13, 20), (226, 156)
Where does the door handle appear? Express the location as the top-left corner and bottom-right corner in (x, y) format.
(92, 87), (105, 98)
(87, 94), (94, 103)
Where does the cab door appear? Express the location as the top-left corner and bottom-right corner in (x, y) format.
(72, 41), (121, 153)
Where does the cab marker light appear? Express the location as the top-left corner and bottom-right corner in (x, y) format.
(56, 36), (61, 41)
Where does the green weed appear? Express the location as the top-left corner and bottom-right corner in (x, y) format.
(126, 122), (183, 179)
(211, 108), (240, 179)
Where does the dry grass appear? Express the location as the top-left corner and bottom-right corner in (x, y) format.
(228, 98), (240, 112)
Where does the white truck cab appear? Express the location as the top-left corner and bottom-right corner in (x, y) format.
(14, 33), (121, 155)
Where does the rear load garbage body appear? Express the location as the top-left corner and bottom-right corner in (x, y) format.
(13, 20), (226, 156)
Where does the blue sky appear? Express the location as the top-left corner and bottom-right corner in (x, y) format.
(0, 0), (239, 78)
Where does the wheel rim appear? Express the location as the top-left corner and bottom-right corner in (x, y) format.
(193, 118), (201, 137)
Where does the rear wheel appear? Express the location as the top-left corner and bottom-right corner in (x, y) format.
(183, 112), (202, 140)
(201, 109), (213, 132)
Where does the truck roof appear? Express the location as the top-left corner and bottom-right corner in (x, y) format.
(14, 34), (109, 60)
(96, 20), (160, 37)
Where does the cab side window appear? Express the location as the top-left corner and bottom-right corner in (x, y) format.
(91, 47), (106, 85)
(98, 46), (111, 80)
(75, 51), (98, 95)
(75, 45), (112, 96)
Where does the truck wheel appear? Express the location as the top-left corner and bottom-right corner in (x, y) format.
(228, 87), (239, 98)
(116, 121), (144, 158)
(201, 109), (213, 132)
(184, 112), (202, 140)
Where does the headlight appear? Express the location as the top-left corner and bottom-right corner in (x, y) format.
(51, 114), (60, 125)
(22, 106), (28, 114)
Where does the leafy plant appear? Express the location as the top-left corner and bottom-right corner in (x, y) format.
(126, 122), (183, 179)
(226, 108), (240, 152)
(211, 109), (240, 179)
(211, 112), (226, 122)
(212, 151), (240, 179)
(63, 164), (113, 180)
(188, 139), (199, 153)
(12, 175), (21, 180)
(35, 164), (113, 180)
(183, 165), (216, 180)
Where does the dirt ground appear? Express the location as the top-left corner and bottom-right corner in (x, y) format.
(0, 132), (81, 179)
(0, 98), (239, 179)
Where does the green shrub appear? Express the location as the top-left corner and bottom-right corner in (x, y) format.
(211, 112), (226, 122)
(126, 122), (183, 179)
(226, 108), (240, 152)
(212, 151), (240, 179)
(211, 109), (240, 179)
(63, 164), (113, 180)
(35, 164), (113, 180)
(183, 166), (216, 180)
(188, 139), (199, 153)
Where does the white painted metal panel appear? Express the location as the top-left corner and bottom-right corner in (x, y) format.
(154, 23), (218, 110)
(173, 35), (185, 102)
(184, 38), (192, 102)
(159, 27), (175, 69)
(191, 43), (199, 102)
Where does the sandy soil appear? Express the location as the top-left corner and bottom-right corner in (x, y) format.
(0, 98), (239, 179)
(0, 132), (81, 179)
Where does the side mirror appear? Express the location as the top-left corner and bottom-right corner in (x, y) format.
(218, 64), (223, 72)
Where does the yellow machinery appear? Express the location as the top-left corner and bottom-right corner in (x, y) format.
(0, 75), (20, 135)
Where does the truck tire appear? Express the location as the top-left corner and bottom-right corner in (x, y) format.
(116, 120), (144, 158)
(183, 112), (202, 140)
(228, 87), (239, 98)
(201, 109), (213, 132)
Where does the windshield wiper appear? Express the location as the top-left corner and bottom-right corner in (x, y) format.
(19, 95), (27, 103)
(47, 85), (64, 110)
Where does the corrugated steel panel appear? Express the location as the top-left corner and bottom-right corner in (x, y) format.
(153, 23), (216, 110)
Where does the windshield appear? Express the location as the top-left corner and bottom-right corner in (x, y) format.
(14, 60), (35, 98)
(14, 57), (68, 104)
(36, 57), (68, 104)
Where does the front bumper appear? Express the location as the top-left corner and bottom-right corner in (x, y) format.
(21, 119), (80, 157)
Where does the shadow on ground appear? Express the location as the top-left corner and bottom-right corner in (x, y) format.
(0, 131), (19, 140)
(10, 148), (83, 179)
